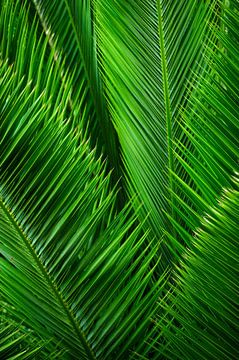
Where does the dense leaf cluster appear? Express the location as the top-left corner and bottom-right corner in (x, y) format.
(0, 0), (238, 359)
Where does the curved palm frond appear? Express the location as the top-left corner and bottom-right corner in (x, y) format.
(170, 0), (239, 244)
(0, 0), (238, 359)
(0, 55), (167, 359)
(26, 0), (121, 181)
(167, 177), (239, 360)
(95, 0), (216, 264)
(135, 176), (239, 360)
(133, 2), (239, 358)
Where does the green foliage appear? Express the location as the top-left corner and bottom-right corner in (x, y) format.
(0, 318), (43, 359)
(134, 177), (239, 360)
(29, 0), (121, 182)
(166, 179), (239, 360)
(95, 0), (213, 240)
(0, 57), (166, 358)
(0, 0), (238, 359)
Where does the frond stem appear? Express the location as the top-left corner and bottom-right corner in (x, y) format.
(157, 1), (175, 219)
(0, 200), (96, 360)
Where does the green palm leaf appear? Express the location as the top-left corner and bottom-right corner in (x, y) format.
(0, 0), (77, 132)
(133, 2), (239, 358)
(0, 308), (64, 360)
(0, 56), (166, 358)
(135, 177), (239, 360)
(95, 0), (216, 258)
(171, 0), (239, 240)
(168, 178), (239, 360)
(27, 0), (121, 181)
(1, 0), (238, 359)
(0, 318), (41, 359)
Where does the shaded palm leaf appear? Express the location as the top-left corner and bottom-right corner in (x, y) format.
(0, 319), (42, 359)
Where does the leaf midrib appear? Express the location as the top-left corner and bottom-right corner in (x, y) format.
(157, 0), (175, 214)
(0, 199), (96, 360)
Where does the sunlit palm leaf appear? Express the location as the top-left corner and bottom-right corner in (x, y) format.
(0, 0), (79, 133)
(95, 0), (216, 261)
(172, 0), (239, 242)
(0, 0), (238, 359)
(28, 0), (121, 180)
(164, 178), (239, 360)
(133, 3), (239, 358)
(134, 176), (239, 360)
(0, 57), (167, 359)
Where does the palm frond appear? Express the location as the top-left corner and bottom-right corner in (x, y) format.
(0, 300), (65, 360)
(171, 0), (239, 246)
(0, 56), (167, 359)
(95, 0), (216, 259)
(134, 176), (239, 360)
(0, 319), (41, 359)
(26, 0), (121, 181)
(133, 3), (239, 358)
(0, 322), (64, 360)
(1, 1), (238, 359)
(0, 0), (78, 133)
(164, 177), (239, 360)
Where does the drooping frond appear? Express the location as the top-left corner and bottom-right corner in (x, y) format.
(95, 0), (216, 262)
(132, 3), (239, 358)
(0, 56), (167, 359)
(173, 0), (239, 227)
(26, 0), (121, 180)
(135, 177), (239, 360)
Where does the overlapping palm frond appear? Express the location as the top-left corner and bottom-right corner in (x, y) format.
(0, 0), (79, 134)
(95, 0), (217, 264)
(0, 46), (167, 358)
(167, 177), (239, 360)
(0, 0), (238, 359)
(27, 0), (121, 181)
(170, 0), (239, 246)
(0, 312), (42, 360)
(133, 2), (239, 358)
(0, 303), (64, 360)
(135, 176), (239, 360)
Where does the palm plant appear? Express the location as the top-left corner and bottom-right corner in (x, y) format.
(0, 0), (238, 359)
